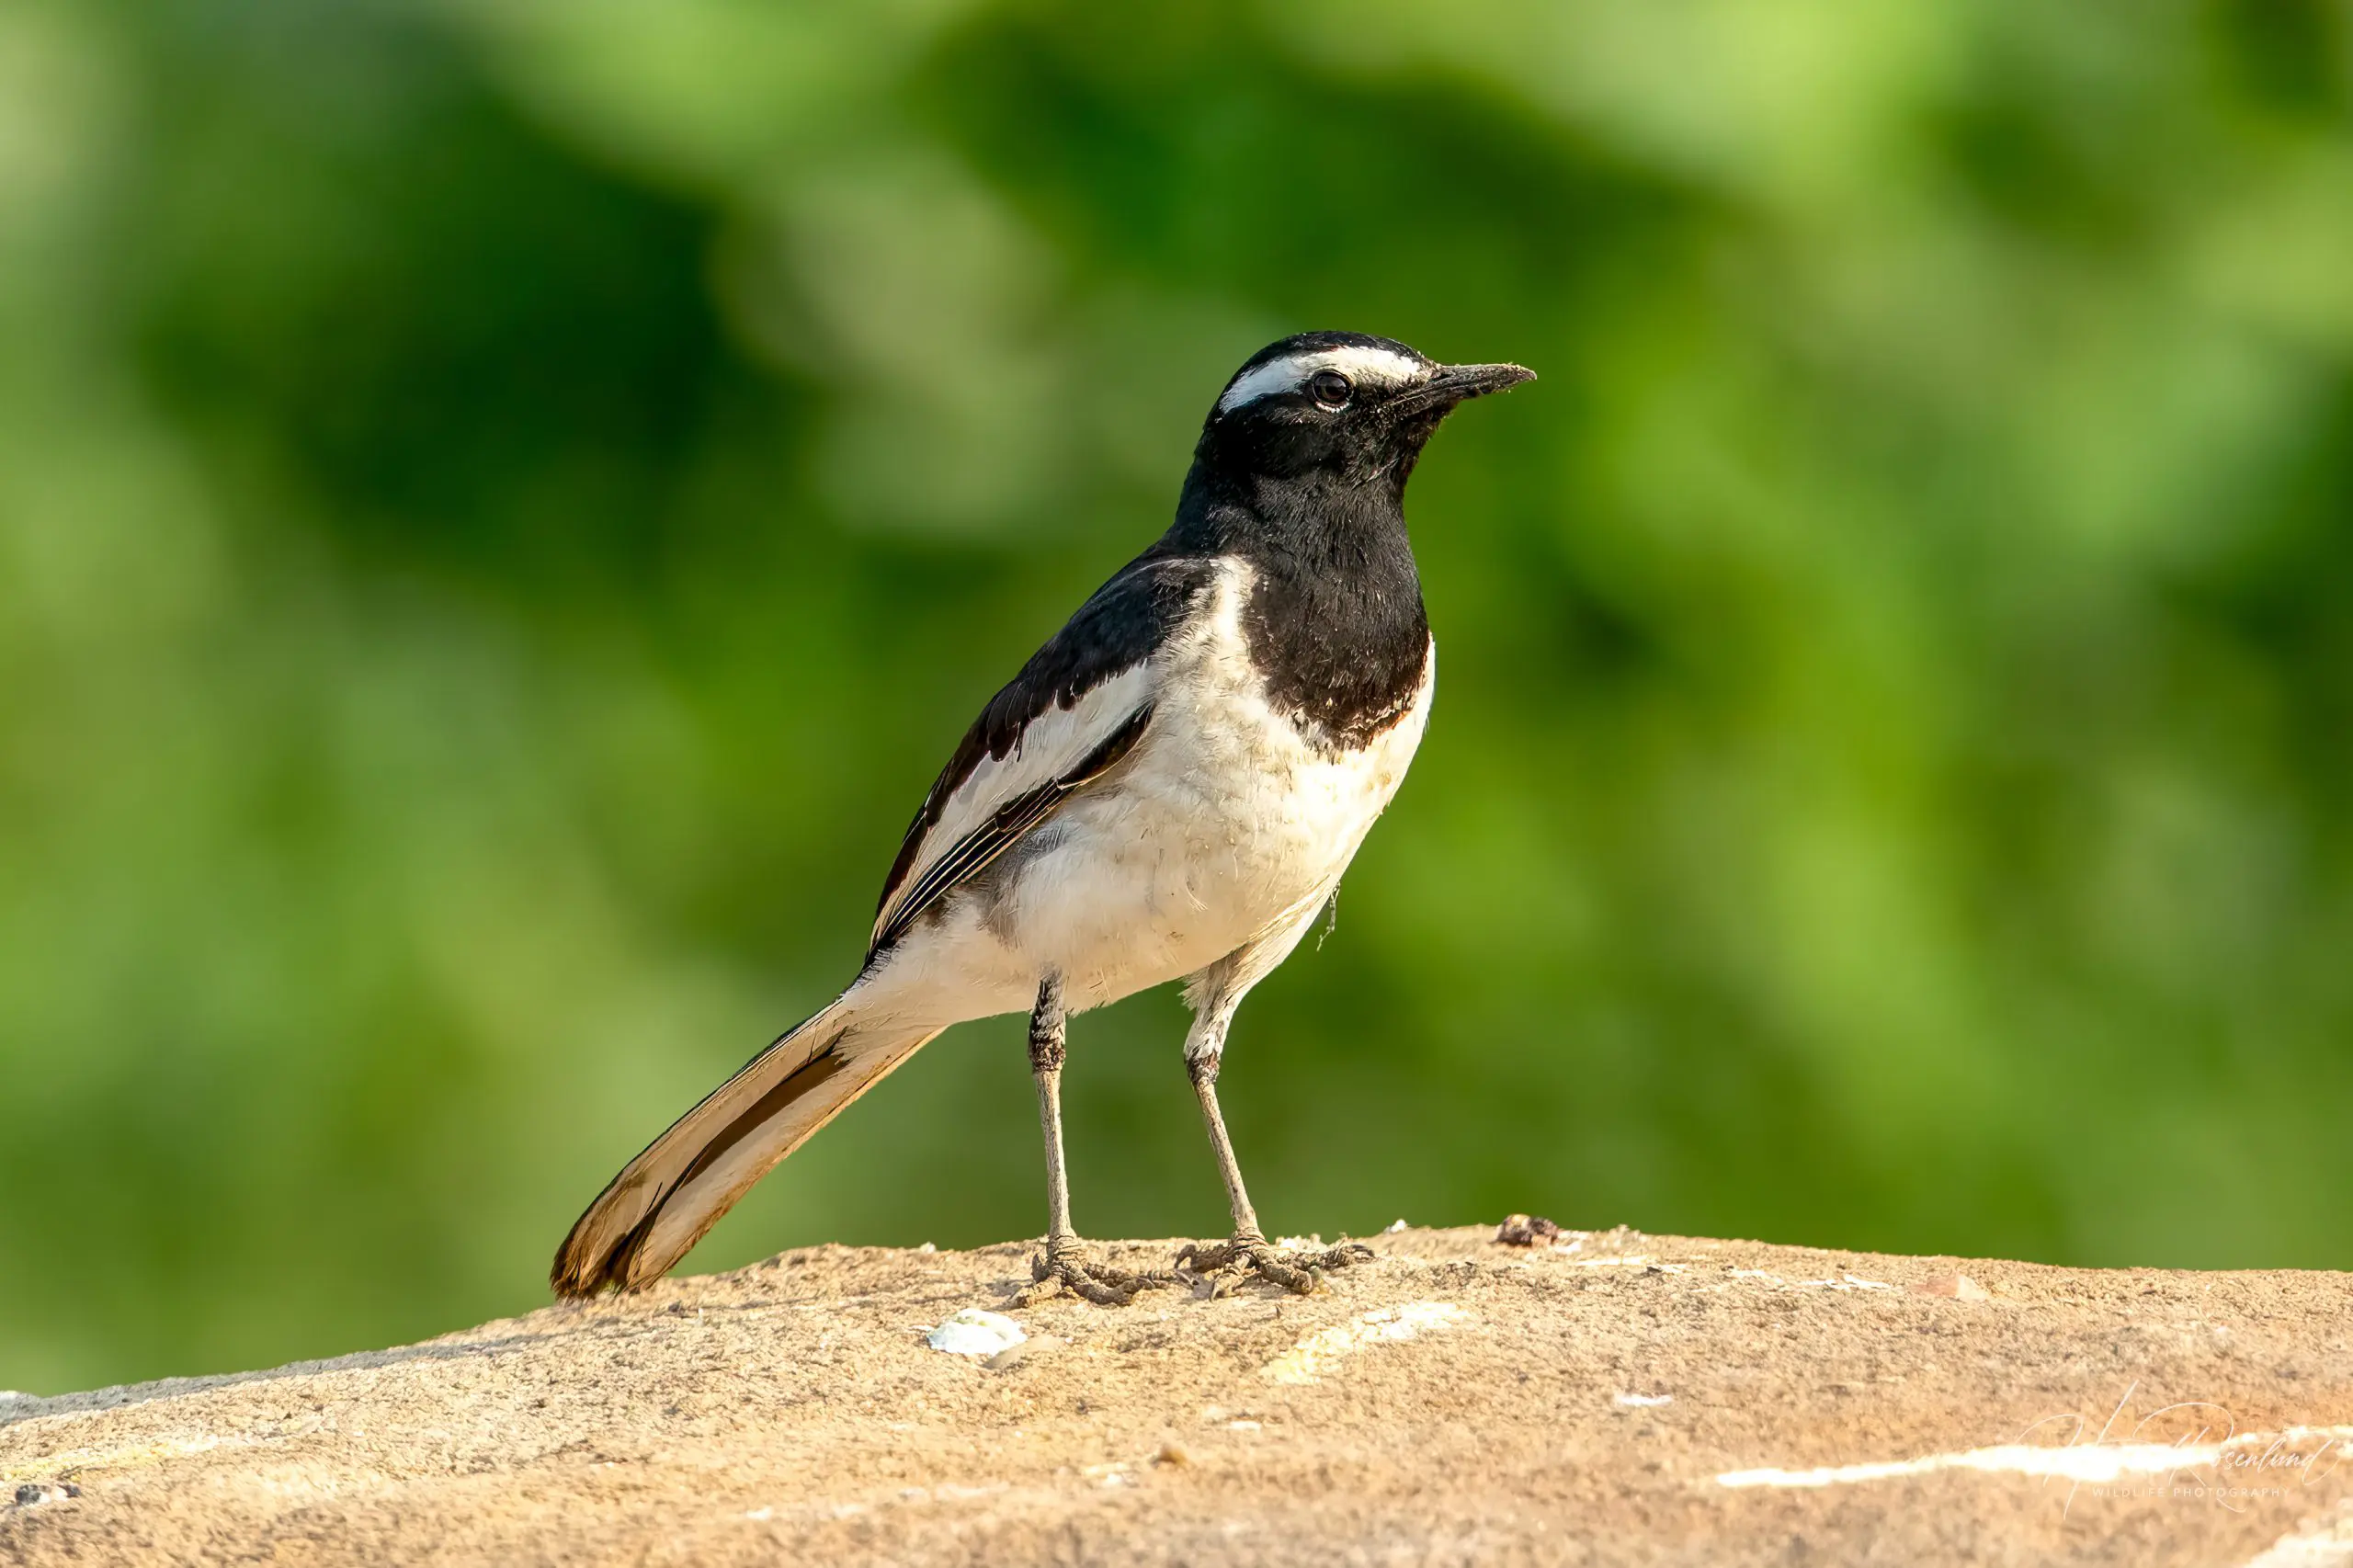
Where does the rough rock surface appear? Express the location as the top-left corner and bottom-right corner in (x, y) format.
(5, 1226), (2351, 1565)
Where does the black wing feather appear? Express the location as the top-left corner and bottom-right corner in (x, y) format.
(870, 702), (1154, 957)
(870, 550), (1213, 957)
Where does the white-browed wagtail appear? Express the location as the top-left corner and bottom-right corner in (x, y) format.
(553, 332), (1532, 1302)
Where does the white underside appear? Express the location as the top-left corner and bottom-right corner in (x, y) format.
(857, 561), (1432, 1030)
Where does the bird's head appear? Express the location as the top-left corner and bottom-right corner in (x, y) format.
(1198, 331), (1533, 490)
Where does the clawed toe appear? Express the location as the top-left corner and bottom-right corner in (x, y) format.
(1175, 1236), (1374, 1295)
(1021, 1247), (1176, 1307)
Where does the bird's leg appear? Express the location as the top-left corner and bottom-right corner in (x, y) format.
(1031, 975), (1080, 1254)
(1175, 1048), (1372, 1294)
(1021, 975), (1172, 1307)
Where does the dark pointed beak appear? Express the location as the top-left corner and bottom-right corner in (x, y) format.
(1385, 360), (1537, 420)
(1438, 361), (1537, 398)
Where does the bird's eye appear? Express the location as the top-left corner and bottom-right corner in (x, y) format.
(1309, 369), (1352, 408)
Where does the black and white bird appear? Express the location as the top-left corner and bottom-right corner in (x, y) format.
(552, 331), (1531, 1303)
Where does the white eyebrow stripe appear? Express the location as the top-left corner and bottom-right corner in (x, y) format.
(1216, 346), (1426, 413)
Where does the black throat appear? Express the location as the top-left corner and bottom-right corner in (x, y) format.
(1165, 463), (1430, 750)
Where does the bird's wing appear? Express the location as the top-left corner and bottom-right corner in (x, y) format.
(870, 551), (1216, 959)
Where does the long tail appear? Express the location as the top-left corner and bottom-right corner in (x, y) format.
(551, 989), (939, 1297)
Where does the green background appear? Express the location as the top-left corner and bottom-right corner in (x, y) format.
(5, 0), (2350, 1395)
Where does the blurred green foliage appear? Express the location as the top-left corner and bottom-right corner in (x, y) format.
(5, 0), (2350, 1393)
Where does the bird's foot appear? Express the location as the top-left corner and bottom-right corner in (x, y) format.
(1174, 1233), (1375, 1295)
(1017, 1241), (1178, 1307)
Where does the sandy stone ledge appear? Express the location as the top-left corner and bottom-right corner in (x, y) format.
(5, 1226), (2350, 1565)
